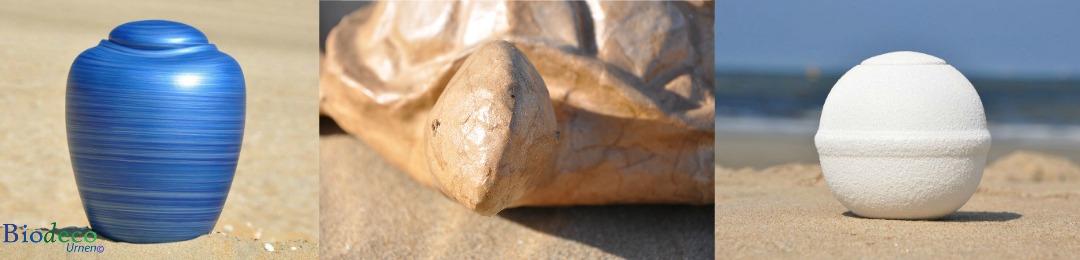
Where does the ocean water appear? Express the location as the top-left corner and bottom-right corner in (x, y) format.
(716, 72), (1080, 167)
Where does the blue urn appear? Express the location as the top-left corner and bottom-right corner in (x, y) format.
(66, 20), (245, 243)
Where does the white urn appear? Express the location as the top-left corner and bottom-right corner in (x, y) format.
(815, 51), (992, 220)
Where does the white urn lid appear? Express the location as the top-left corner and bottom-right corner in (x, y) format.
(816, 51), (990, 157)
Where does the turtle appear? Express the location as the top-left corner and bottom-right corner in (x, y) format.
(321, 1), (714, 215)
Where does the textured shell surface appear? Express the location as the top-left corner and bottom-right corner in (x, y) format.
(814, 51), (990, 220)
(66, 20), (245, 243)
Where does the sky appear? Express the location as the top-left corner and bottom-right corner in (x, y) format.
(716, 1), (1080, 80)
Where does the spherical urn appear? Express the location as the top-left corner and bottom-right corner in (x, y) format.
(815, 51), (991, 220)
(66, 20), (245, 243)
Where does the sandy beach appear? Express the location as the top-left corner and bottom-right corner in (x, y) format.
(320, 118), (714, 259)
(715, 150), (1080, 258)
(4, 229), (317, 259)
(0, 0), (319, 257)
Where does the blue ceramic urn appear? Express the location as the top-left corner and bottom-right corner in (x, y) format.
(66, 20), (245, 243)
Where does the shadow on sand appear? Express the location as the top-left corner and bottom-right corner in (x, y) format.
(320, 116), (715, 258)
(499, 205), (714, 259)
(842, 211), (1022, 222)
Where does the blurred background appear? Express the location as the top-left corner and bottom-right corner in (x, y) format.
(319, 1), (368, 53)
(716, 0), (1080, 168)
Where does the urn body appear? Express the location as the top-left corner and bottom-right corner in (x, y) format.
(66, 20), (245, 243)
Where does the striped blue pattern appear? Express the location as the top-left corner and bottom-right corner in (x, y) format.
(66, 20), (245, 244)
(108, 20), (209, 50)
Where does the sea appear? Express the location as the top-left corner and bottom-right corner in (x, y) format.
(716, 72), (1080, 168)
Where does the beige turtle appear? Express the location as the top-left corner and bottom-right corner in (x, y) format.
(321, 1), (714, 216)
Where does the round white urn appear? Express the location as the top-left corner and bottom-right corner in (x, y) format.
(815, 51), (991, 220)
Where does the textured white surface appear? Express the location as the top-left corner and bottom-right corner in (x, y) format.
(815, 51), (991, 219)
(860, 51), (945, 65)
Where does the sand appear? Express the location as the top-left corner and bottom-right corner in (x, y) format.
(0, 0), (319, 257)
(4, 229), (316, 259)
(320, 118), (714, 259)
(716, 150), (1080, 259)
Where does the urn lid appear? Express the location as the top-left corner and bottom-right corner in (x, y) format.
(817, 51), (987, 133)
(69, 19), (241, 92)
(815, 51), (991, 156)
(860, 51), (945, 66)
(107, 20), (210, 50)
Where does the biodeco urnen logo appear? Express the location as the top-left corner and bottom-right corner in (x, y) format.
(3, 222), (105, 253)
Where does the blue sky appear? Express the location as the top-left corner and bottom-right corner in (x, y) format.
(716, 1), (1080, 80)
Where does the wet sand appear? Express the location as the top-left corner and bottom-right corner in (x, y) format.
(716, 151), (1080, 258)
(320, 118), (714, 259)
(0, 0), (319, 257)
